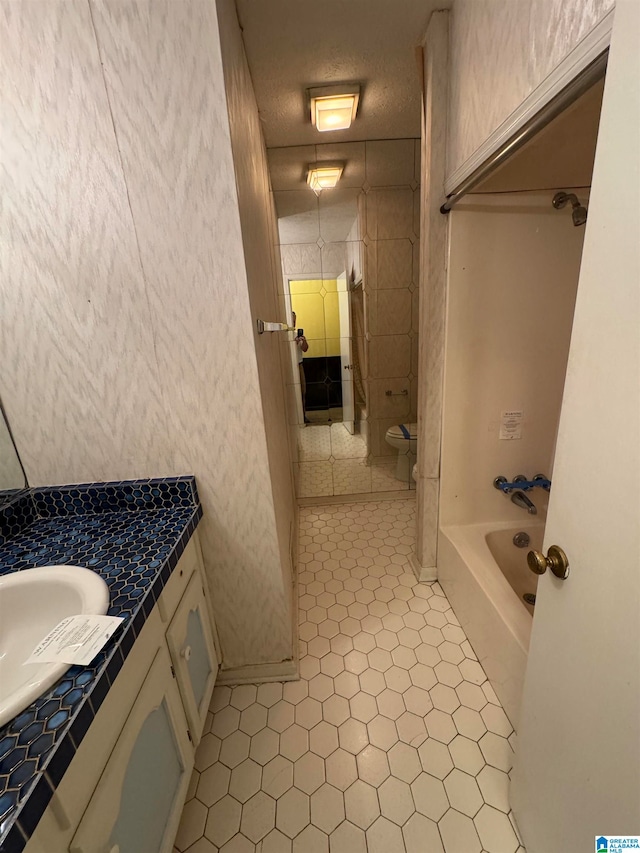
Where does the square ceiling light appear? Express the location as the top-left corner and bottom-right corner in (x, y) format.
(308, 85), (360, 132)
(306, 162), (344, 194)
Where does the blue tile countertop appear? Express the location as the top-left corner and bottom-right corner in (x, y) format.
(0, 477), (202, 853)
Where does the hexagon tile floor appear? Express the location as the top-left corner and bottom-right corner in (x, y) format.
(174, 499), (526, 853)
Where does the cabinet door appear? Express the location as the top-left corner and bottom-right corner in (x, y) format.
(166, 572), (219, 744)
(70, 646), (193, 853)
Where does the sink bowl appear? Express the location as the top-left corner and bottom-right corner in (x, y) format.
(0, 565), (110, 728)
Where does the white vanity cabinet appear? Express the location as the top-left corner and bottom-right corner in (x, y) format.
(70, 646), (192, 853)
(24, 532), (219, 853)
(166, 572), (219, 745)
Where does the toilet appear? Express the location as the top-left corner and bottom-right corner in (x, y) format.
(385, 423), (418, 481)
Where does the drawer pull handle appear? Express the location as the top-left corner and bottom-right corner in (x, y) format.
(181, 645), (192, 661)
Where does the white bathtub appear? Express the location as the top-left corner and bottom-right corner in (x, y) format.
(438, 520), (544, 728)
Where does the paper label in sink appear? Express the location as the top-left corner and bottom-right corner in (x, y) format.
(25, 615), (125, 666)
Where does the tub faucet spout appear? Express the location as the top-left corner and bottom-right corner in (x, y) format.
(511, 490), (537, 515)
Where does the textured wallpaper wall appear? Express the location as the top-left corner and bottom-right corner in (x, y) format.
(1, 0), (168, 481)
(448, 0), (614, 179)
(215, 0), (295, 640)
(0, 0), (292, 669)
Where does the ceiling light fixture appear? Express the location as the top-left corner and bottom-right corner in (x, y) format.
(308, 84), (360, 132)
(306, 162), (344, 195)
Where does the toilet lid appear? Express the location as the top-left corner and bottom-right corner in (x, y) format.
(387, 423), (418, 440)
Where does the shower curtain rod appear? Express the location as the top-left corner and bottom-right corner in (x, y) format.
(440, 50), (608, 214)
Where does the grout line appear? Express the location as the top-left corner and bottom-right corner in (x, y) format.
(189, 501), (521, 852)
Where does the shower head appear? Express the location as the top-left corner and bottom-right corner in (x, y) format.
(552, 191), (588, 226)
(571, 204), (588, 226)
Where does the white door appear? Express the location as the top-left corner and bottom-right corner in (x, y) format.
(338, 271), (355, 433)
(510, 4), (640, 852)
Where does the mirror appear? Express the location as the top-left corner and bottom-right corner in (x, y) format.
(269, 139), (420, 499)
(0, 398), (27, 505)
(277, 184), (362, 430)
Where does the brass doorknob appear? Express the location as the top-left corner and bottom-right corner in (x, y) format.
(527, 545), (570, 579)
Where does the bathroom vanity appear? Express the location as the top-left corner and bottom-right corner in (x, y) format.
(0, 478), (219, 853)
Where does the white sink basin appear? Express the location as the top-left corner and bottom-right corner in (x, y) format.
(0, 565), (110, 728)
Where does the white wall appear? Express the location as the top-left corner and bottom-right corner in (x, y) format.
(415, 9), (449, 576)
(440, 193), (585, 526)
(447, 0), (614, 180)
(0, 0), (292, 670)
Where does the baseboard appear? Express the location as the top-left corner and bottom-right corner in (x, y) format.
(217, 658), (299, 686)
(298, 490), (416, 507)
(410, 551), (438, 582)
(291, 522), (300, 675)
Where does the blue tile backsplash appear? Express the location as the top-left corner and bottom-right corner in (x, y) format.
(0, 494), (37, 545)
(0, 477), (202, 851)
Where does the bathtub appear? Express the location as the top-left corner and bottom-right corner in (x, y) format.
(438, 520), (545, 729)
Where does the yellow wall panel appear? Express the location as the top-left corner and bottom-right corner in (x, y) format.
(290, 279), (340, 358)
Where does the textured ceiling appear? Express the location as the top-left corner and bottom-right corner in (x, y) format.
(235, 0), (447, 148)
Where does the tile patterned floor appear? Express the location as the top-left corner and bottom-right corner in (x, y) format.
(175, 500), (525, 853)
(305, 409), (344, 426)
(297, 425), (412, 498)
(298, 426), (334, 463)
(298, 424), (367, 464)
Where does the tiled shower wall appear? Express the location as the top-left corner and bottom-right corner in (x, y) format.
(0, 0), (293, 671)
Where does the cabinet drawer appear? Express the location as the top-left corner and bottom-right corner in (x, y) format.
(166, 572), (218, 744)
(69, 645), (193, 853)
